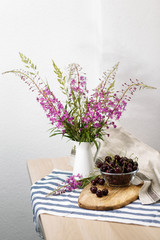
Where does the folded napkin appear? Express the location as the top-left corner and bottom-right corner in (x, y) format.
(95, 125), (160, 205)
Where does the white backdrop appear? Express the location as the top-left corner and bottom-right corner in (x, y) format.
(0, 0), (160, 239)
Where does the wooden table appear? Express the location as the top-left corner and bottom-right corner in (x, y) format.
(27, 157), (160, 240)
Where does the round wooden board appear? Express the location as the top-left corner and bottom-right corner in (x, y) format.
(78, 183), (142, 210)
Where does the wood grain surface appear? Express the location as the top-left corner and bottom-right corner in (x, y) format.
(78, 183), (142, 210)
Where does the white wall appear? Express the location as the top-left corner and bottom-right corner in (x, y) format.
(0, 0), (159, 239)
(100, 0), (160, 150)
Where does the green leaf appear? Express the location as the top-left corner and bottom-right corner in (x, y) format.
(19, 52), (39, 76)
(107, 80), (115, 93)
(52, 59), (67, 95)
(50, 133), (62, 137)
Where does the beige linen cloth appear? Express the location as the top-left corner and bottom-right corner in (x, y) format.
(95, 126), (160, 205)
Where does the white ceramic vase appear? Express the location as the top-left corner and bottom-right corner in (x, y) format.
(72, 141), (101, 178)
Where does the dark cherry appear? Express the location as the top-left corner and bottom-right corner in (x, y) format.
(108, 168), (115, 173)
(115, 166), (122, 173)
(123, 157), (128, 161)
(100, 166), (107, 172)
(94, 176), (101, 184)
(114, 155), (121, 161)
(126, 167), (133, 173)
(110, 160), (115, 167)
(129, 159), (134, 165)
(105, 156), (112, 162)
(133, 165), (138, 171)
(98, 178), (105, 185)
(119, 158), (124, 166)
(100, 154), (138, 175)
(122, 160), (127, 167)
(96, 190), (103, 197)
(90, 186), (97, 193)
(112, 178), (119, 185)
(96, 161), (103, 168)
(127, 163), (133, 168)
(91, 179), (97, 185)
(102, 188), (108, 196)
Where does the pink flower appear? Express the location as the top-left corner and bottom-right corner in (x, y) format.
(48, 174), (83, 196)
(7, 58), (152, 144)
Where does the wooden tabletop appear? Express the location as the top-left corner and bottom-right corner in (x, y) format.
(27, 157), (160, 240)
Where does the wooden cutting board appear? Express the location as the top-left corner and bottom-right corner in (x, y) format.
(78, 183), (142, 210)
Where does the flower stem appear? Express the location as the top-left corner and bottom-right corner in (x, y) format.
(45, 184), (68, 197)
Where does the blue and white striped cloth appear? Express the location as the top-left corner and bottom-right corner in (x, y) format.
(30, 169), (160, 235)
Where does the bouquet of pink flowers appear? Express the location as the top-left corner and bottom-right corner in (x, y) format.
(3, 53), (154, 147)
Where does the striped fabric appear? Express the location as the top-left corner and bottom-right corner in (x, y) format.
(30, 169), (160, 235)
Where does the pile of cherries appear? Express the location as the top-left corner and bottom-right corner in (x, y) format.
(96, 154), (138, 187)
(96, 155), (138, 174)
(90, 176), (109, 198)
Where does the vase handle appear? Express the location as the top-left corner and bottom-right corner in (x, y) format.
(93, 140), (101, 163)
